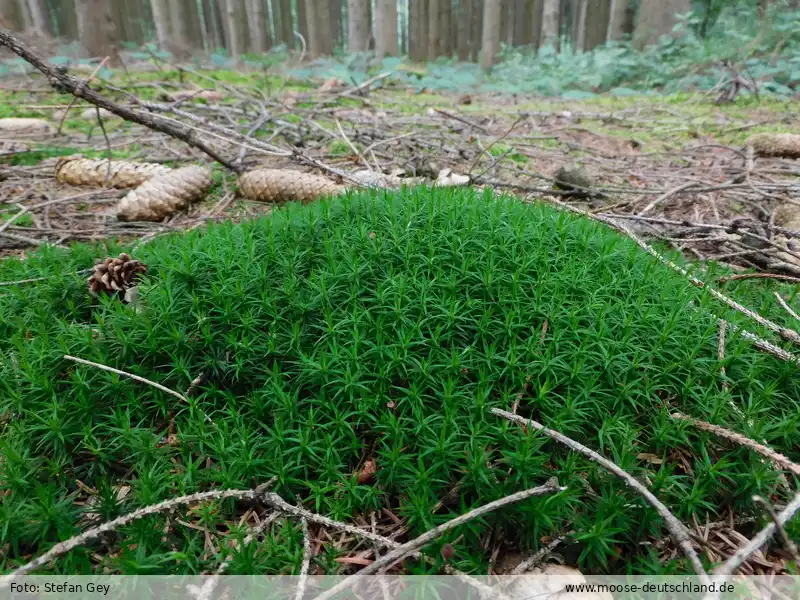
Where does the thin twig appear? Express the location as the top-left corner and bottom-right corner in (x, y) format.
(64, 354), (190, 406)
(0, 27), (241, 172)
(671, 412), (800, 477)
(0, 483), (272, 584)
(709, 492), (800, 588)
(510, 534), (569, 574)
(56, 56), (110, 135)
(752, 496), (800, 563)
(187, 512), (282, 600)
(311, 482), (564, 600)
(491, 408), (709, 581)
(774, 292), (800, 323)
(719, 273), (800, 285)
(63, 355), (213, 424)
(639, 181), (698, 216)
(295, 519), (313, 600)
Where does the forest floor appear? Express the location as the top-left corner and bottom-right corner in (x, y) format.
(2, 67), (799, 325)
(1, 67), (800, 580)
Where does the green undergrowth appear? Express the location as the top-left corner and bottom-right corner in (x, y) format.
(1, 187), (798, 575)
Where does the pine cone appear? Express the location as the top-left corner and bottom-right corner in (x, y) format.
(55, 156), (172, 189)
(116, 165), (213, 222)
(87, 253), (148, 299)
(238, 168), (346, 204)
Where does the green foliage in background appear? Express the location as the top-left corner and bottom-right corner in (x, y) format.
(1, 187), (798, 575)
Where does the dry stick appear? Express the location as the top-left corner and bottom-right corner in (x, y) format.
(294, 518), (312, 600)
(510, 534), (569, 574)
(311, 483), (564, 600)
(774, 292), (800, 323)
(257, 492), (503, 600)
(671, 412), (800, 478)
(639, 181), (698, 216)
(752, 496), (800, 563)
(611, 218), (800, 346)
(0, 484), (271, 585)
(335, 119), (369, 169)
(0, 27), (241, 172)
(491, 408), (709, 581)
(56, 56), (110, 135)
(709, 491), (800, 586)
(719, 273), (800, 285)
(718, 320), (730, 393)
(187, 512), (282, 600)
(63, 355), (213, 425)
(0, 190), (108, 235)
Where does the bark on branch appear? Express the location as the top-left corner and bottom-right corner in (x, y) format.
(0, 26), (242, 173)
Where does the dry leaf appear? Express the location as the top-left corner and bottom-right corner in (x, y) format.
(636, 453), (664, 465)
(356, 458), (377, 484)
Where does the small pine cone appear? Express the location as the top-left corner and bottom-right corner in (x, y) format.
(55, 156), (173, 189)
(116, 165), (213, 222)
(238, 168), (346, 204)
(87, 253), (148, 298)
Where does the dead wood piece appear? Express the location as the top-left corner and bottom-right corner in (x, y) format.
(747, 133), (800, 159)
(55, 156), (173, 189)
(0, 27), (240, 172)
(116, 165), (212, 222)
(0, 117), (54, 135)
(238, 168), (346, 204)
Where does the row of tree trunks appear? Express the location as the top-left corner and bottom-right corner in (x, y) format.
(6, 0), (749, 69)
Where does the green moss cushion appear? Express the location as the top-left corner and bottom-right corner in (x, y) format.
(1, 186), (798, 574)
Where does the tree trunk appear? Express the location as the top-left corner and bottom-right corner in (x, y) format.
(469, 0), (481, 60)
(606, 0), (629, 40)
(540, 0), (559, 49)
(329, 0), (342, 48)
(572, 0), (586, 50)
(151, 0), (171, 44)
(348, 0), (369, 51)
(296, 0), (308, 50)
(76, 0), (121, 64)
(26, 0), (50, 34)
(513, 0), (527, 44)
(440, 0), (452, 56)
(583, 0), (610, 50)
(426, 0), (438, 58)
(202, 0), (225, 50)
(409, 0), (426, 60)
(481, 0), (501, 70)
(269, 0), (282, 43)
(280, 0), (293, 45)
(59, 0), (79, 39)
(185, 0), (205, 49)
(165, 0), (192, 57)
(633, 0), (690, 49)
(375, 0), (397, 57)
(221, 0), (242, 58)
(245, 0), (269, 51)
(307, 0), (332, 56)
(530, 0), (543, 47)
(456, 0), (470, 59)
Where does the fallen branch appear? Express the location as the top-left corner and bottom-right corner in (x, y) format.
(310, 482), (562, 600)
(709, 492), (800, 591)
(0, 26), (241, 172)
(0, 483), (272, 585)
(63, 354), (214, 425)
(671, 412), (800, 477)
(491, 408), (709, 581)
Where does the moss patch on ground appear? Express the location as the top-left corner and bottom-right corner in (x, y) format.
(1, 186), (798, 576)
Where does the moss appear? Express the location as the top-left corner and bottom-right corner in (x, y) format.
(1, 186), (797, 575)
